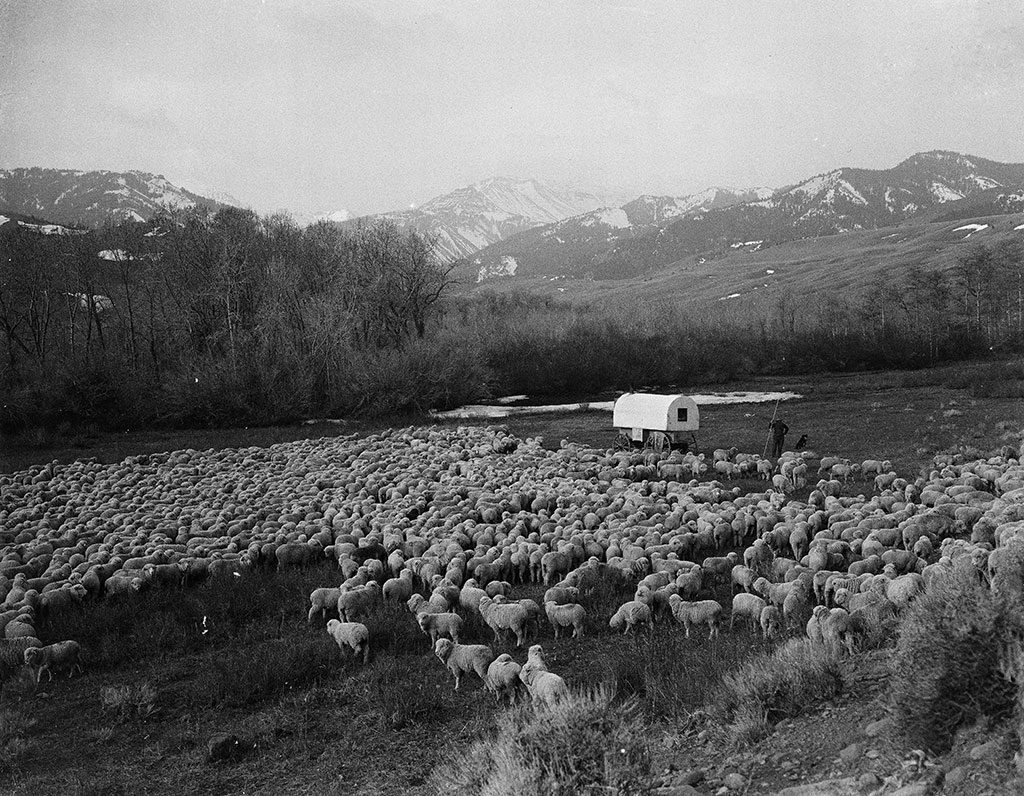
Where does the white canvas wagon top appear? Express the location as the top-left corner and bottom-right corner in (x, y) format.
(612, 393), (700, 433)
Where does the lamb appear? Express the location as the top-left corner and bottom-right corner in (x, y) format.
(479, 595), (529, 647)
(730, 593), (767, 632)
(23, 640), (82, 682)
(608, 601), (653, 634)
(544, 601), (586, 639)
(519, 664), (569, 708)
(417, 611), (463, 645)
(308, 587), (342, 623)
(325, 619), (370, 664)
(668, 595), (722, 639)
(434, 638), (494, 690)
(484, 653), (522, 705)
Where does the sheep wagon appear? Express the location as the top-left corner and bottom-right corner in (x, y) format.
(612, 392), (699, 453)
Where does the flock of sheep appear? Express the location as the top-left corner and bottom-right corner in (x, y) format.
(2, 422), (1024, 710)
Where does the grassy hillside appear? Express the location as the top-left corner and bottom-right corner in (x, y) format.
(462, 212), (1024, 317)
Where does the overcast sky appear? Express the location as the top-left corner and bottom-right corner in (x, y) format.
(2, 0), (1023, 215)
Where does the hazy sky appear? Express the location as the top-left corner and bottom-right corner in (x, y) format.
(2, 0), (1023, 215)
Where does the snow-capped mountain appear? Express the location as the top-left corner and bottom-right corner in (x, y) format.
(0, 168), (231, 227)
(467, 186), (774, 281)
(346, 177), (630, 261)
(469, 151), (1024, 281)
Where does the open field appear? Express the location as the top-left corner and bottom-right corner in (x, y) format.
(2, 362), (1024, 795)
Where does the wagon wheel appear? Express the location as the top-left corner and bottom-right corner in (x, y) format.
(646, 431), (671, 454)
(614, 432), (633, 451)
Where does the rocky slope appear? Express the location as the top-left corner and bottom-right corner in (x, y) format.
(468, 151), (1024, 281)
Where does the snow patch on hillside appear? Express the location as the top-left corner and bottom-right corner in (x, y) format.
(792, 171), (840, 198)
(18, 221), (86, 235)
(953, 223), (989, 238)
(477, 255), (518, 283)
(930, 182), (964, 202)
(581, 208), (630, 228)
(0, 215), (9, 226)
(1015, 223), (1024, 231)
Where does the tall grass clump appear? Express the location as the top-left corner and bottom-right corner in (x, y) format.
(431, 685), (650, 796)
(892, 567), (1016, 753)
(717, 638), (844, 746)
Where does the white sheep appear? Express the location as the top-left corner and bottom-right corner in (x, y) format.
(820, 607), (855, 656)
(519, 665), (569, 707)
(479, 595), (528, 647)
(325, 619), (370, 664)
(23, 640), (82, 682)
(434, 638), (494, 690)
(308, 587), (342, 623)
(608, 601), (653, 634)
(417, 611), (463, 645)
(759, 605), (781, 639)
(730, 593), (767, 632)
(485, 653), (523, 705)
(668, 595), (722, 639)
(544, 601), (586, 639)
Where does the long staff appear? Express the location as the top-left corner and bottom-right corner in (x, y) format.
(762, 397), (781, 459)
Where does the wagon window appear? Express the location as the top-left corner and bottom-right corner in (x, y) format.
(677, 408), (688, 422)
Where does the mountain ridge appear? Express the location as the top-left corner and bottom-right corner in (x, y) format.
(466, 150), (1024, 282)
(0, 167), (231, 227)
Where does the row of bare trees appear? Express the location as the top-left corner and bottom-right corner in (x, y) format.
(0, 207), (457, 427)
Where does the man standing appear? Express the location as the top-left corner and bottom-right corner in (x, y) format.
(769, 418), (790, 458)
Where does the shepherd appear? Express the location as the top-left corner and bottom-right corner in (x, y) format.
(769, 417), (790, 458)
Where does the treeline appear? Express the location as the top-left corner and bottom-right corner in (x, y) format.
(1, 206), (1022, 435)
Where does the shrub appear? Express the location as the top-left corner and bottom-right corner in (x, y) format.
(431, 685), (650, 796)
(717, 638), (844, 745)
(891, 567), (1015, 753)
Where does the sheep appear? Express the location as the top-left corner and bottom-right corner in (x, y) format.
(733, 561), (757, 594)
(806, 605), (827, 646)
(434, 638), (494, 691)
(479, 595), (529, 647)
(820, 608), (856, 656)
(0, 637), (41, 688)
(544, 601), (586, 639)
(730, 593), (767, 632)
(608, 601), (653, 634)
(542, 585), (580, 606)
(23, 640), (82, 682)
(382, 570), (414, 602)
(668, 595), (722, 639)
(861, 460), (892, 479)
(308, 587), (342, 623)
(325, 619), (370, 664)
(336, 582), (381, 621)
(417, 611), (463, 645)
(759, 605), (782, 639)
(485, 653), (522, 705)
(519, 664), (569, 708)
